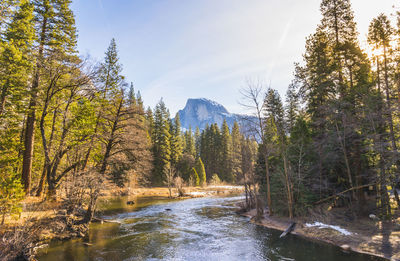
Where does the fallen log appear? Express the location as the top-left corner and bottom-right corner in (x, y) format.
(313, 183), (375, 205)
(280, 222), (296, 238)
(91, 217), (104, 224)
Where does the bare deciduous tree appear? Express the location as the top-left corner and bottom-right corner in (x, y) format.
(239, 78), (273, 216)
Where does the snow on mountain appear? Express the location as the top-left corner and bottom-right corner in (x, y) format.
(176, 98), (248, 131)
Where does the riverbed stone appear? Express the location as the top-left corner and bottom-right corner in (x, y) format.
(341, 244), (351, 251)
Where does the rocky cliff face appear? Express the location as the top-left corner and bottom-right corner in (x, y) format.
(177, 98), (244, 131)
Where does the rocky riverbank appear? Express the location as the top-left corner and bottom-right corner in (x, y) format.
(240, 209), (400, 260)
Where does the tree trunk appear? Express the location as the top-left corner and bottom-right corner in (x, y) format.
(22, 92), (37, 193)
(382, 46), (400, 209)
(36, 166), (47, 197)
(283, 154), (293, 218)
(82, 191), (98, 224)
(335, 121), (356, 200)
(21, 15), (48, 193)
(264, 153), (272, 216)
(0, 79), (9, 117)
(100, 97), (123, 174)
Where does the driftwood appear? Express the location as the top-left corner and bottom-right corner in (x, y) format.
(280, 222), (296, 238)
(313, 183), (375, 205)
(91, 217), (104, 223)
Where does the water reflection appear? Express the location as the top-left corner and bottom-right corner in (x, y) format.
(38, 196), (383, 261)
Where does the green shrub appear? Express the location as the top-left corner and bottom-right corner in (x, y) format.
(0, 168), (24, 224)
(210, 174), (221, 185)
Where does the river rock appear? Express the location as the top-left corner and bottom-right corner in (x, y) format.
(369, 214), (378, 220)
(341, 244), (351, 251)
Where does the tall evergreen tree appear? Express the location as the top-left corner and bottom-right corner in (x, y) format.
(22, 0), (77, 192)
(368, 14), (400, 211)
(183, 127), (195, 157)
(0, 0), (35, 181)
(231, 121), (242, 183)
(0, 0), (35, 117)
(194, 127), (201, 158)
(220, 119), (233, 182)
(128, 82), (136, 106)
(264, 88), (294, 218)
(152, 99), (171, 185)
(170, 113), (183, 168)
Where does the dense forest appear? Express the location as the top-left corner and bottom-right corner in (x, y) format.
(1, 0), (400, 233)
(0, 0), (256, 224)
(241, 0), (400, 219)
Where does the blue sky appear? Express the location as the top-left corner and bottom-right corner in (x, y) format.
(71, 0), (398, 115)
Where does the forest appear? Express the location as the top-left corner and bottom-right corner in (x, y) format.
(0, 0), (255, 225)
(1, 0), (400, 259)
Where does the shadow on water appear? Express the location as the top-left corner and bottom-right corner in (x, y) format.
(37, 195), (385, 261)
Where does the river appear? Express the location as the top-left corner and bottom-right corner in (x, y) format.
(37, 195), (383, 260)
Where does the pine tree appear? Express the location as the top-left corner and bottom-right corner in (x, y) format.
(92, 38), (124, 177)
(170, 113), (183, 167)
(368, 14), (400, 211)
(264, 88), (294, 218)
(285, 81), (301, 131)
(183, 127), (195, 157)
(210, 123), (222, 179)
(320, 0), (358, 96)
(231, 121), (242, 183)
(194, 127), (201, 158)
(152, 99), (171, 185)
(0, 0), (35, 186)
(22, 0), (78, 193)
(295, 0), (372, 208)
(136, 90), (144, 109)
(0, 0), (35, 117)
(145, 106), (154, 137)
(220, 120), (233, 182)
(128, 82), (136, 106)
(368, 14), (397, 152)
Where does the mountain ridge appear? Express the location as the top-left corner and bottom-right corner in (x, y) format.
(176, 98), (248, 131)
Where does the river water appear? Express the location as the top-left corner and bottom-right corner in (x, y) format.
(37, 195), (383, 261)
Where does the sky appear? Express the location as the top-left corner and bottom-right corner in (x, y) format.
(70, 0), (398, 115)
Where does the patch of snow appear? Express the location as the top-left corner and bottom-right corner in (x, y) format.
(305, 222), (353, 236)
(207, 185), (242, 189)
(188, 191), (208, 196)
